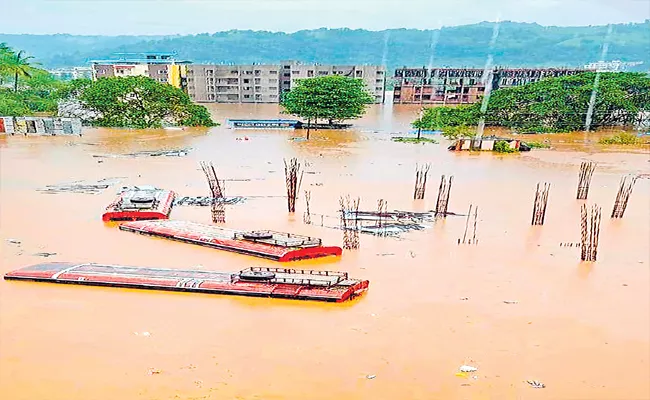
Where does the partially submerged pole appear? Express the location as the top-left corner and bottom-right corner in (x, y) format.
(434, 175), (454, 218)
(200, 161), (226, 223)
(339, 195), (360, 250)
(284, 158), (303, 213)
(531, 182), (550, 225)
(580, 204), (602, 261)
(413, 163), (431, 200)
(576, 161), (596, 200)
(611, 175), (637, 218)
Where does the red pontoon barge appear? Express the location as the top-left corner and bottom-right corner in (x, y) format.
(102, 186), (175, 222)
(119, 220), (342, 262)
(4, 262), (369, 302)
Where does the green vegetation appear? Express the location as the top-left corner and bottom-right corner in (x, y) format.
(493, 141), (517, 153)
(391, 137), (438, 144)
(2, 22), (648, 71)
(598, 132), (642, 145)
(414, 72), (650, 133)
(1, 43), (69, 115)
(1, 43), (215, 128)
(525, 141), (552, 149)
(281, 75), (373, 138)
(76, 76), (215, 128)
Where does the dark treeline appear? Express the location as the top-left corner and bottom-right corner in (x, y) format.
(2, 21), (648, 72)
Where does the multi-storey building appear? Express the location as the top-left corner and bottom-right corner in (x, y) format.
(90, 52), (191, 89)
(186, 62), (385, 104)
(393, 67), (587, 104)
(186, 64), (281, 103)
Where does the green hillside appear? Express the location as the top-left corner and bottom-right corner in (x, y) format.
(1, 21), (648, 73)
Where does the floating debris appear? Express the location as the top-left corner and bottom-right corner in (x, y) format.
(459, 365), (478, 373)
(526, 380), (545, 389)
(174, 196), (245, 207)
(148, 368), (161, 375)
(39, 177), (123, 194)
(503, 300), (519, 304)
(6, 239), (21, 245)
(32, 252), (57, 258)
(366, 374), (376, 380)
(93, 148), (191, 158)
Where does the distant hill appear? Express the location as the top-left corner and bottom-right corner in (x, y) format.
(1, 21), (648, 73)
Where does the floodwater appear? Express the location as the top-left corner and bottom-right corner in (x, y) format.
(1, 103), (649, 400)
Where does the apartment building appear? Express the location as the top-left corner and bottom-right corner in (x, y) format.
(186, 64), (281, 103)
(186, 62), (386, 104)
(393, 67), (587, 104)
(90, 52), (191, 89)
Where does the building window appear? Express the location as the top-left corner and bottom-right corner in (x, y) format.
(245, 71), (252, 75)
(268, 79), (276, 83)
(208, 94), (215, 101)
(270, 94), (277, 98)
(230, 70), (238, 74)
(291, 70), (300, 75)
(318, 71), (328, 75)
(356, 71), (363, 77)
(377, 71), (384, 75)
(376, 79), (383, 83)
(159, 69), (166, 74)
(307, 70), (314, 77)
(243, 86), (251, 90)
(244, 94), (251, 99)
(376, 86), (383, 91)
(270, 70), (277, 74)
(283, 65), (290, 69)
(255, 86), (262, 91)
(254, 78), (261, 84)
(269, 87), (277, 91)
(283, 73), (291, 77)
(206, 69), (214, 75)
(243, 79), (250, 83)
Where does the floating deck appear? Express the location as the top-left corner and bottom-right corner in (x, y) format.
(102, 186), (175, 221)
(4, 263), (369, 302)
(119, 220), (342, 262)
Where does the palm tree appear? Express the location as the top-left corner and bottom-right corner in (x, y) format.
(3, 50), (37, 92)
(0, 43), (13, 86)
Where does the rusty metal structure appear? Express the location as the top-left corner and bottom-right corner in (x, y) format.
(581, 204), (602, 262)
(459, 204), (479, 245)
(531, 182), (551, 225)
(339, 196), (360, 250)
(611, 175), (637, 218)
(576, 161), (597, 200)
(200, 161), (226, 223)
(413, 163), (431, 200)
(434, 175), (453, 217)
(284, 158), (303, 213)
(303, 190), (312, 224)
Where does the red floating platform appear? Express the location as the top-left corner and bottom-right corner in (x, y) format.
(103, 186), (175, 222)
(119, 220), (342, 262)
(4, 262), (369, 302)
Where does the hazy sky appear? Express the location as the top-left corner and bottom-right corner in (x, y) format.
(3, 0), (649, 35)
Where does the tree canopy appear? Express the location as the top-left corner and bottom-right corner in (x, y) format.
(74, 76), (215, 128)
(281, 75), (374, 124)
(414, 72), (650, 134)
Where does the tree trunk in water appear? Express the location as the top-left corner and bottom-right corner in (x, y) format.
(417, 127), (422, 140)
(14, 72), (18, 92)
(306, 117), (311, 140)
(328, 119), (333, 126)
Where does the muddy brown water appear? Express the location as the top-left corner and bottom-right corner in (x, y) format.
(1, 104), (649, 400)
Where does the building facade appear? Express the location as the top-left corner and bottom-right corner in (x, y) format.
(90, 52), (190, 89)
(48, 67), (93, 80)
(393, 67), (587, 104)
(186, 62), (385, 104)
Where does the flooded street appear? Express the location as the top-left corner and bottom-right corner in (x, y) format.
(1, 103), (649, 400)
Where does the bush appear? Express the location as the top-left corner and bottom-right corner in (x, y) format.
(493, 140), (517, 153)
(598, 132), (641, 145)
(525, 141), (551, 149)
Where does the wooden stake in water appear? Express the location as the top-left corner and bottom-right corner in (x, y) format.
(413, 163), (431, 200)
(377, 199), (388, 237)
(531, 182), (550, 225)
(576, 161), (597, 200)
(339, 195), (360, 250)
(284, 158), (303, 213)
(611, 175), (637, 218)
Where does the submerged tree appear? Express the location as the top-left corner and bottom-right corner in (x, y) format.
(0, 49), (38, 92)
(281, 75), (374, 139)
(414, 72), (650, 133)
(75, 76), (216, 128)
